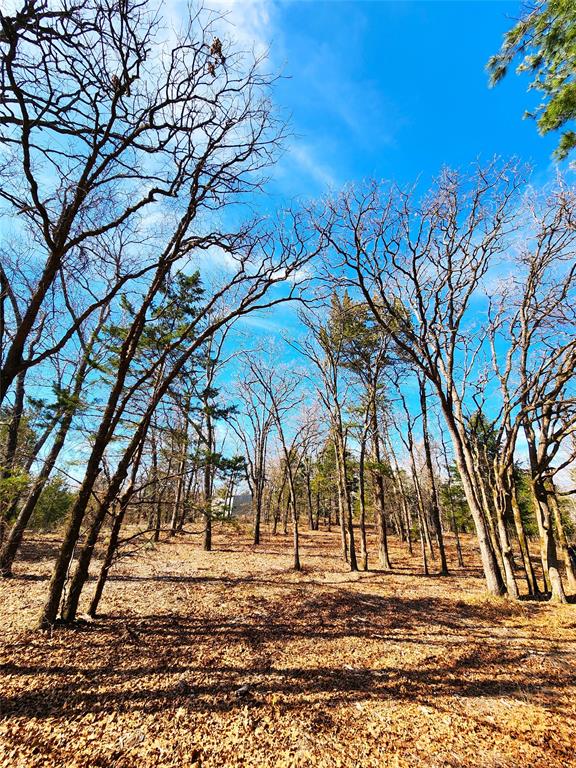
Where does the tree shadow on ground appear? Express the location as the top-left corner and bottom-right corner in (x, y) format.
(1, 588), (574, 723)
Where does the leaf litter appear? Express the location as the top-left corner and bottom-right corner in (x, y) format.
(0, 526), (575, 767)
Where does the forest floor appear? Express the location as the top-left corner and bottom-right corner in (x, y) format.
(0, 525), (575, 768)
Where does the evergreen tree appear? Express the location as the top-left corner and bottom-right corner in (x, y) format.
(488, 0), (576, 159)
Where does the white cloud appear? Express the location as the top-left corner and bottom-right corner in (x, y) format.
(289, 143), (340, 191)
(209, 0), (276, 59)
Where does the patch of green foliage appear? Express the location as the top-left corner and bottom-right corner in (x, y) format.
(488, 0), (576, 160)
(29, 476), (76, 531)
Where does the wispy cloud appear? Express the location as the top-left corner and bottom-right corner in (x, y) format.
(209, 0), (277, 59)
(288, 143), (340, 191)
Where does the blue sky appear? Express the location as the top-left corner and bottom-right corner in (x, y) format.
(216, 0), (575, 475)
(219, 0), (573, 346)
(257, 0), (567, 201)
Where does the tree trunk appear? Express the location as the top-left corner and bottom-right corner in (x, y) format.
(37, 455), (104, 628)
(386, 435), (413, 557)
(0, 400), (80, 576)
(533, 479), (567, 602)
(510, 472), (539, 595)
(305, 468), (314, 531)
(287, 480), (301, 571)
(358, 437), (368, 571)
(88, 484), (134, 617)
(441, 403), (505, 596)
(453, 516), (464, 568)
(548, 482), (576, 593)
(420, 379), (448, 575)
(417, 505), (429, 576)
(334, 441), (349, 563)
(493, 482), (519, 599)
(336, 432), (358, 572)
(169, 456), (186, 536)
(253, 482), (262, 545)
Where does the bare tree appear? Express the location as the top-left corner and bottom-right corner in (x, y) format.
(485, 183), (576, 600)
(0, 0), (284, 401)
(231, 351), (276, 545)
(296, 302), (359, 571)
(319, 165), (527, 595)
(251, 362), (316, 571)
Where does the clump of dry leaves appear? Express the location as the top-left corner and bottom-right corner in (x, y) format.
(0, 526), (574, 767)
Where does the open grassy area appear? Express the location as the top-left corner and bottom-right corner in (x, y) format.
(1, 526), (575, 768)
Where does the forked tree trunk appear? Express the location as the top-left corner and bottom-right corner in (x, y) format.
(523, 420), (567, 603)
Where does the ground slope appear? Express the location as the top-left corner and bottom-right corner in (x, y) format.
(0, 527), (575, 768)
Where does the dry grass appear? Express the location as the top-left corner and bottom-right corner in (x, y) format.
(0, 524), (575, 767)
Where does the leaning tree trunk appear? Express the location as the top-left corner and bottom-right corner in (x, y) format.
(0, 402), (78, 576)
(272, 470), (288, 536)
(0, 370), (27, 546)
(61, 437), (148, 624)
(87, 483), (135, 618)
(37, 449), (106, 628)
(2, 309), (108, 575)
(476, 465), (507, 580)
(386, 435), (413, 557)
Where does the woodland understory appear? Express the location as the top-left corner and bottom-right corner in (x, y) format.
(1, 524), (575, 768)
(1, 1), (576, 765)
